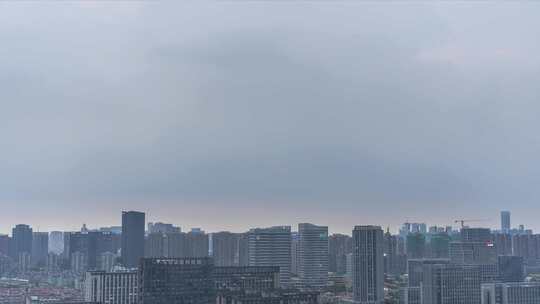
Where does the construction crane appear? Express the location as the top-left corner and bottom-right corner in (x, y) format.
(454, 219), (488, 228)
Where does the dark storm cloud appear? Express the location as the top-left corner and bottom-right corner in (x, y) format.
(1, 2), (540, 232)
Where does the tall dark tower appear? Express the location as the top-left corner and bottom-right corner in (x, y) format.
(121, 211), (145, 268)
(11, 224), (33, 259)
(352, 225), (384, 304)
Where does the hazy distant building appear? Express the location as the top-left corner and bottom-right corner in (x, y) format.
(212, 232), (240, 266)
(291, 232), (299, 276)
(383, 230), (399, 275)
(346, 253), (353, 278)
(511, 234), (540, 263)
(0, 234), (9, 256)
(238, 233), (249, 267)
(72, 251), (88, 273)
(147, 222), (180, 234)
(498, 255), (524, 283)
(248, 226), (292, 287)
(298, 223), (328, 289)
(12, 224), (33, 260)
(429, 233), (450, 259)
(121, 211), (145, 268)
(406, 232), (426, 259)
(145, 233), (166, 258)
(46, 252), (59, 272)
(99, 252), (117, 272)
(48, 231), (64, 255)
(164, 232), (185, 258)
(492, 233), (513, 256)
(449, 241), (497, 265)
(144, 230), (210, 259)
(18, 251), (31, 272)
(501, 211), (511, 233)
(100, 226), (123, 235)
(68, 231), (116, 270)
(461, 228), (492, 243)
(329, 234), (352, 275)
(139, 257), (215, 304)
(352, 225), (384, 304)
(407, 258), (450, 288)
(482, 282), (540, 304)
(186, 229), (209, 257)
(84, 270), (138, 304)
(31, 232), (49, 267)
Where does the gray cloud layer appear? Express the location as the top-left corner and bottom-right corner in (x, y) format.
(1, 2), (540, 233)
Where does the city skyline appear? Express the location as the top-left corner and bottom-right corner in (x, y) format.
(2, 2), (540, 303)
(0, 209), (529, 237)
(2, 3), (540, 234)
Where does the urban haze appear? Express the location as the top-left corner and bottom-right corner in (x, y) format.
(1, 2), (540, 304)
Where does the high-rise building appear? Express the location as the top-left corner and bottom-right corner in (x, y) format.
(422, 263), (498, 304)
(481, 282), (540, 304)
(154, 230), (210, 258)
(406, 232), (426, 259)
(164, 232), (184, 258)
(248, 226), (292, 287)
(147, 222), (180, 234)
(399, 287), (421, 304)
(63, 231), (73, 260)
(449, 241), (497, 265)
(18, 251), (31, 272)
(497, 255), (524, 283)
(72, 251), (88, 273)
(291, 232), (299, 276)
(461, 228), (492, 243)
(298, 223), (328, 289)
(212, 232), (240, 266)
(139, 257), (215, 304)
(84, 270), (138, 304)
(329, 234), (352, 275)
(145, 233), (166, 258)
(68, 231), (111, 270)
(48, 231), (64, 255)
(407, 258), (450, 288)
(0, 234), (9, 256)
(238, 233), (249, 267)
(429, 233), (450, 259)
(352, 225), (384, 304)
(11, 224), (33, 260)
(185, 229), (209, 257)
(501, 211), (511, 233)
(511, 234), (540, 263)
(492, 233), (513, 256)
(99, 252), (117, 272)
(46, 252), (59, 272)
(121, 211), (145, 268)
(31, 232), (49, 267)
(383, 230), (398, 276)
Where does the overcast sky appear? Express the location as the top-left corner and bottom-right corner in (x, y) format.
(1, 2), (540, 234)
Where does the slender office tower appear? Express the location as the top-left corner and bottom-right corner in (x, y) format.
(248, 226), (292, 287)
(501, 211), (511, 233)
(352, 225), (384, 304)
(121, 211), (145, 268)
(298, 223), (329, 289)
